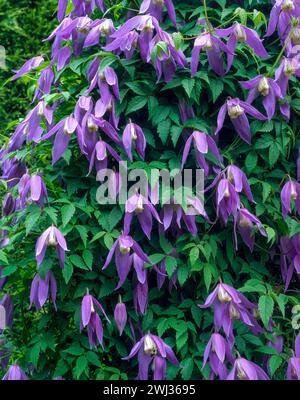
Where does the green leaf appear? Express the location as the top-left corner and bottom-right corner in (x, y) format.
(54, 359), (69, 378)
(182, 79), (195, 97)
(181, 357), (194, 380)
(62, 260), (73, 284)
(74, 355), (88, 379)
(126, 96), (148, 114)
(25, 208), (41, 235)
(203, 264), (212, 291)
(165, 256), (177, 277)
(245, 151), (257, 173)
(65, 342), (84, 356)
(1, 265), (17, 277)
(61, 204), (76, 227)
(210, 80), (224, 102)
(86, 351), (101, 367)
(29, 343), (40, 368)
(170, 125), (182, 147)
(69, 254), (88, 270)
(83, 249), (93, 270)
(157, 119), (171, 145)
(258, 295), (274, 328)
(75, 225), (88, 247)
(269, 355), (283, 377)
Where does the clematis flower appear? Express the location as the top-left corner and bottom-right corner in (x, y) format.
(74, 96), (93, 125)
(287, 333), (300, 379)
(39, 116), (81, 164)
(0, 157), (27, 188)
(123, 333), (179, 380)
(215, 97), (267, 144)
(191, 32), (233, 77)
(140, 0), (177, 28)
(0, 294), (13, 332)
(80, 292), (110, 348)
(133, 276), (149, 315)
(227, 358), (269, 380)
(266, 0), (300, 38)
(216, 179), (240, 224)
(18, 174), (49, 209)
(124, 192), (161, 239)
(95, 95), (119, 129)
(102, 234), (150, 289)
(279, 233), (300, 289)
(88, 61), (120, 105)
(2, 364), (28, 380)
(29, 270), (57, 311)
(235, 208), (267, 252)
(199, 282), (259, 345)
(2, 193), (15, 217)
(33, 67), (55, 102)
(87, 140), (121, 176)
(240, 76), (282, 120)
(84, 19), (115, 48)
(216, 23), (268, 72)
(11, 55), (44, 81)
(114, 297), (127, 336)
(122, 122), (146, 161)
(155, 256), (177, 291)
(281, 180), (300, 218)
(181, 130), (222, 175)
(35, 225), (68, 269)
(202, 333), (234, 380)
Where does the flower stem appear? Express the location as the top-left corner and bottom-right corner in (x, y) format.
(203, 0), (210, 28)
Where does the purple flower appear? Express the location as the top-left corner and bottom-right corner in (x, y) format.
(215, 97), (267, 144)
(133, 274), (149, 315)
(227, 358), (269, 380)
(84, 19), (115, 48)
(102, 234), (150, 289)
(88, 62), (120, 105)
(124, 193), (161, 239)
(2, 193), (15, 217)
(203, 333), (234, 379)
(114, 298), (127, 336)
(35, 226), (68, 269)
(266, 0), (300, 38)
(181, 131), (222, 175)
(123, 333), (179, 380)
(19, 174), (49, 209)
(11, 56), (44, 81)
(287, 333), (300, 379)
(235, 208), (267, 252)
(29, 270), (57, 311)
(122, 122), (146, 161)
(2, 364), (28, 380)
(33, 67), (54, 102)
(240, 76), (282, 120)
(216, 179), (240, 224)
(216, 23), (268, 72)
(191, 32), (232, 77)
(281, 180), (300, 218)
(140, 0), (177, 28)
(88, 140), (121, 176)
(80, 293), (110, 348)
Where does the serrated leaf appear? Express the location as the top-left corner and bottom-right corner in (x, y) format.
(61, 204), (76, 227)
(269, 355), (283, 376)
(157, 119), (171, 145)
(126, 96), (148, 114)
(83, 249), (93, 270)
(74, 355), (87, 379)
(165, 256), (177, 277)
(182, 79), (195, 97)
(75, 225), (88, 247)
(258, 295), (274, 328)
(210, 80), (224, 102)
(25, 209), (41, 235)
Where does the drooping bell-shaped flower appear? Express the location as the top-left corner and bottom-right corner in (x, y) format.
(215, 98), (267, 144)
(202, 333), (234, 380)
(84, 19), (115, 48)
(266, 0), (300, 38)
(287, 333), (300, 379)
(2, 364), (28, 380)
(235, 208), (267, 252)
(33, 67), (54, 102)
(122, 122), (146, 161)
(216, 179), (240, 224)
(11, 55), (44, 81)
(80, 292), (110, 348)
(19, 174), (49, 209)
(102, 234), (150, 289)
(133, 273), (149, 315)
(281, 180), (300, 218)
(29, 270), (57, 311)
(35, 226), (68, 269)
(2, 193), (16, 217)
(140, 0), (177, 28)
(88, 61), (120, 104)
(191, 32), (233, 77)
(114, 297), (127, 336)
(181, 130), (222, 175)
(124, 192), (161, 239)
(123, 333), (179, 380)
(240, 76), (282, 120)
(227, 358), (269, 380)
(87, 140), (121, 176)
(216, 23), (268, 72)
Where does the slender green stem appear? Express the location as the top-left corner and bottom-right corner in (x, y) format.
(203, 0), (210, 28)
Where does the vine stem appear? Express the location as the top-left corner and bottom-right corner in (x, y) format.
(203, 0), (210, 28)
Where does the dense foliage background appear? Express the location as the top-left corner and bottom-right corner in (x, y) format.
(1, 0), (300, 380)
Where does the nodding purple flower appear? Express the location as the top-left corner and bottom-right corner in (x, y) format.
(123, 333), (179, 380)
(275, 56), (300, 119)
(102, 234), (150, 289)
(281, 180), (300, 218)
(84, 19), (115, 48)
(240, 76), (282, 120)
(88, 140), (121, 176)
(215, 97), (267, 144)
(287, 333), (300, 379)
(181, 131), (222, 175)
(11, 55), (44, 81)
(58, 0), (106, 21)
(29, 270), (57, 311)
(279, 233), (300, 289)
(56, 45), (72, 71)
(0, 294), (13, 332)
(114, 297), (127, 336)
(216, 23), (268, 72)
(74, 96), (93, 125)
(124, 193), (161, 239)
(2, 193), (15, 217)
(266, 0), (300, 38)
(216, 179), (240, 224)
(199, 283), (259, 346)
(33, 67), (54, 102)
(88, 62), (120, 105)
(226, 165), (254, 202)
(191, 32), (233, 77)
(95, 95), (119, 129)
(2, 364), (28, 380)
(122, 122), (146, 161)
(0, 157), (27, 188)
(39, 116), (80, 165)
(140, 0), (177, 28)
(35, 226), (68, 269)
(133, 271), (149, 315)
(203, 333), (234, 380)
(80, 293), (110, 348)
(234, 208), (267, 252)
(227, 358), (269, 380)
(18, 174), (48, 209)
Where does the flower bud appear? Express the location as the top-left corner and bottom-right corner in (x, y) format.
(114, 300), (127, 336)
(144, 334), (157, 355)
(217, 285), (232, 303)
(228, 104), (244, 119)
(258, 77), (270, 96)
